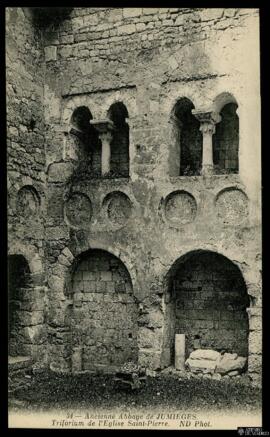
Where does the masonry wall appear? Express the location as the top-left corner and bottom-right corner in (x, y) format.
(6, 8), (261, 383)
(172, 252), (249, 357)
(6, 8), (47, 365)
(69, 250), (138, 371)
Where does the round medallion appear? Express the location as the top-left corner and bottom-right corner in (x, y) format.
(65, 192), (92, 228)
(164, 190), (197, 225)
(215, 188), (248, 225)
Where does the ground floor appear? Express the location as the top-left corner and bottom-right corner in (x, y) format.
(8, 369), (262, 430)
(8, 245), (262, 383)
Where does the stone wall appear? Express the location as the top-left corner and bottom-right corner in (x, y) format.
(6, 8), (261, 383)
(68, 250), (138, 371)
(6, 8), (47, 367)
(171, 251), (249, 357)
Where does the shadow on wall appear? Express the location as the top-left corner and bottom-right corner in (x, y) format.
(162, 250), (250, 367)
(29, 7), (73, 28)
(8, 255), (31, 356)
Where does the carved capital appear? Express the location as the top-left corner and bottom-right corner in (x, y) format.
(199, 122), (216, 135)
(90, 118), (115, 133)
(90, 118), (115, 144)
(192, 110), (221, 135)
(99, 130), (113, 144)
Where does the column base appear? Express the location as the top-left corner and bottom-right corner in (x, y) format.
(201, 165), (215, 176)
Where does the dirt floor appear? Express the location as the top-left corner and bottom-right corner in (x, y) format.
(8, 369), (261, 414)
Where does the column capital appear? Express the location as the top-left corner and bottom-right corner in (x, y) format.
(192, 109), (221, 127)
(90, 118), (115, 134)
(90, 119), (115, 144)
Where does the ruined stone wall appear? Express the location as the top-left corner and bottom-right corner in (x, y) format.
(6, 8), (261, 382)
(69, 250), (138, 371)
(41, 7), (261, 380)
(172, 252), (249, 357)
(6, 8), (47, 365)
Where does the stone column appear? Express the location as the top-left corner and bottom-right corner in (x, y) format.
(100, 131), (113, 175)
(90, 119), (115, 176)
(192, 110), (221, 176)
(175, 334), (186, 370)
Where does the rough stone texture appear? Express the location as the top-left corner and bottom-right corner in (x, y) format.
(7, 7), (47, 367)
(105, 191), (132, 226)
(185, 349), (247, 376)
(167, 251), (250, 358)
(164, 190), (197, 225)
(215, 188), (249, 225)
(216, 354), (247, 375)
(65, 250), (138, 371)
(189, 349), (221, 361)
(7, 8), (261, 382)
(185, 358), (217, 374)
(64, 192), (93, 228)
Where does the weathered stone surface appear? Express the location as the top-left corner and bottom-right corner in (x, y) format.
(44, 46), (57, 62)
(164, 191), (197, 225)
(7, 7), (261, 378)
(175, 334), (185, 371)
(212, 373), (222, 380)
(185, 358), (217, 374)
(47, 162), (74, 182)
(215, 188), (249, 225)
(138, 350), (161, 370)
(65, 193), (92, 228)
(189, 349), (221, 361)
(216, 355), (247, 375)
(227, 370), (239, 376)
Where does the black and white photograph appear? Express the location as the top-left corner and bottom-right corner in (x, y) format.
(6, 6), (263, 431)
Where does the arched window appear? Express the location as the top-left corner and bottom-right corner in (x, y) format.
(170, 98), (203, 176)
(107, 102), (129, 177)
(70, 106), (101, 176)
(213, 96), (239, 174)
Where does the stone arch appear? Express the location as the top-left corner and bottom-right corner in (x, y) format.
(64, 248), (139, 372)
(107, 101), (130, 177)
(8, 244), (43, 275)
(68, 105), (100, 175)
(63, 242), (140, 299)
(8, 254), (32, 356)
(212, 92), (239, 174)
(161, 249), (250, 369)
(169, 97), (202, 176)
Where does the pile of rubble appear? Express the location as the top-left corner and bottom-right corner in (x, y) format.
(185, 349), (247, 377)
(114, 361), (147, 390)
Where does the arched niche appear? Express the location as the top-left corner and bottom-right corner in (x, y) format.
(169, 98), (202, 176)
(212, 93), (239, 174)
(8, 255), (31, 356)
(107, 102), (130, 177)
(65, 249), (138, 372)
(162, 250), (249, 368)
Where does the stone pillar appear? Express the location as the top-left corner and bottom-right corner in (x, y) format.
(72, 347), (83, 373)
(192, 110), (221, 176)
(90, 119), (115, 176)
(175, 334), (185, 370)
(100, 131), (113, 175)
